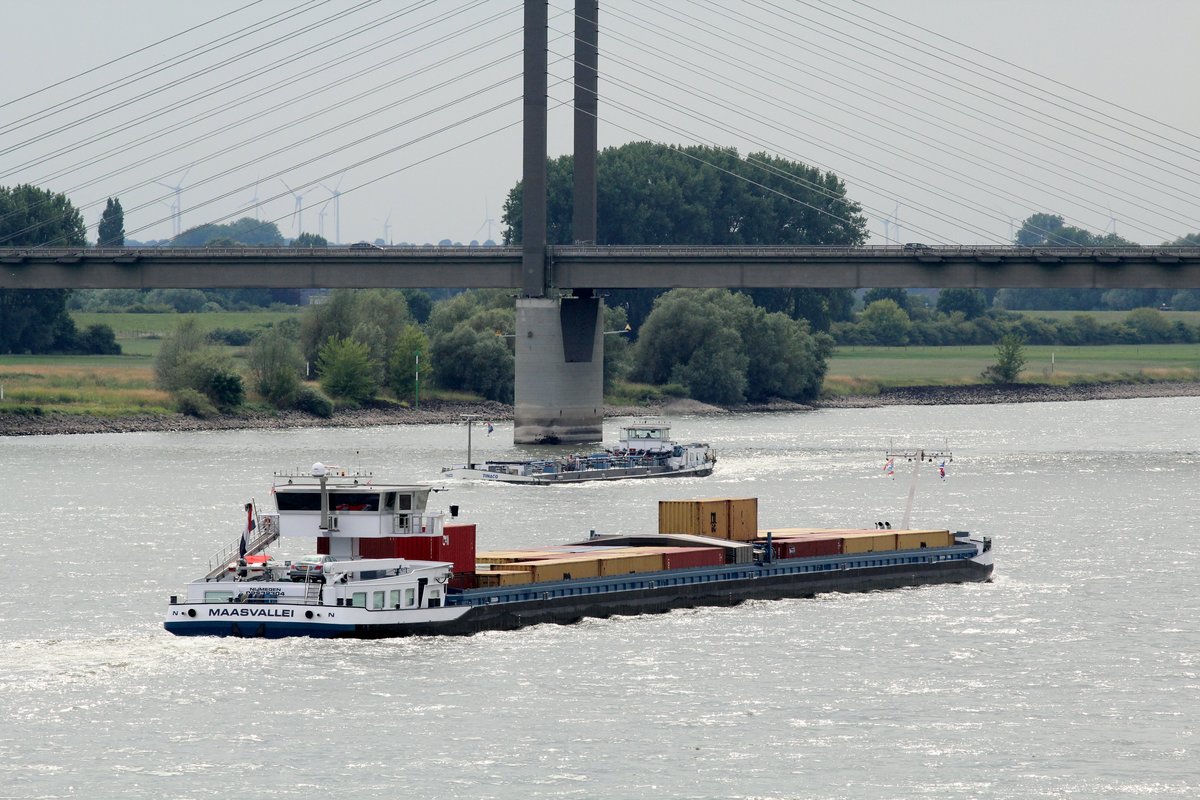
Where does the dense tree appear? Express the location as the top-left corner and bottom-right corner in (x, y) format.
(300, 289), (412, 364)
(1015, 212), (1136, 248)
(97, 197), (124, 247)
(0, 184), (86, 248)
(155, 318), (244, 411)
(740, 306), (831, 402)
(429, 325), (514, 402)
(862, 288), (910, 312)
(602, 304), (633, 392)
(424, 290), (515, 401)
(172, 217), (284, 247)
(1124, 307), (1173, 342)
(401, 289), (434, 324)
(994, 287), (1105, 311)
(936, 288), (988, 319)
(386, 324), (431, 403)
(76, 324), (121, 355)
(858, 299), (912, 345)
(316, 336), (377, 404)
(983, 334), (1027, 383)
(500, 142), (866, 332)
(633, 289), (831, 404)
(292, 232), (328, 247)
(248, 329), (305, 407)
(0, 184), (88, 354)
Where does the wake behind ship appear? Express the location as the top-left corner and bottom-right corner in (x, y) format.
(164, 464), (993, 638)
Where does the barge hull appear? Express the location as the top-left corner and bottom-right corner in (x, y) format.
(167, 557), (990, 639)
(399, 558), (991, 637)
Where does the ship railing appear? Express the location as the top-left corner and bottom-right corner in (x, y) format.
(204, 513), (281, 581)
(392, 511), (445, 536)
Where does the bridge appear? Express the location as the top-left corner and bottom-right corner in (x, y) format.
(6, 245), (1200, 290)
(7, 2), (1199, 443)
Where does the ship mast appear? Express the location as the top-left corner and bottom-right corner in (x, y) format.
(460, 414), (481, 469)
(885, 447), (952, 530)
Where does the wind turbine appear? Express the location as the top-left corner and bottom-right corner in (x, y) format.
(317, 200), (330, 240)
(878, 216), (892, 245)
(155, 167), (191, 238)
(280, 180), (307, 237)
(246, 176), (261, 221)
(383, 211), (392, 246)
(1005, 211), (1016, 244)
(319, 174), (345, 244)
(475, 199), (496, 244)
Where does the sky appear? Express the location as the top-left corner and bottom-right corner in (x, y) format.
(3, 0), (1199, 247)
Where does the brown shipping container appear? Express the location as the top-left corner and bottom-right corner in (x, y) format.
(659, 498), (758, 540)
(476, 570), (533, 587)
(501, 557), (601, 582)
(597, 553), (665, 576)
(895, 530), (954, 550)
(840, 532), (898, 553)
(659, 499), (730, 538)
(727, 498), (758, 541)
(475, 550), (562, 565)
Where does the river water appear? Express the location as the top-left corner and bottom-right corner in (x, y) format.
(2, 398), (1198, 799)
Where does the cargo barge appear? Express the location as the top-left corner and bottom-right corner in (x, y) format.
(164, 464), (993, 638)
(442, 419), (715, 484)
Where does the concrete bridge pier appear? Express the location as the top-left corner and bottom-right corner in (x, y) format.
(514, 296), (604, 444)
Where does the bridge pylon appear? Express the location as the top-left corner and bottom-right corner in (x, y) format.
(514, 296), (604, 444)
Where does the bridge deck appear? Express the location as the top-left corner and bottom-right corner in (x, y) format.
(3, 245), (1200, 289)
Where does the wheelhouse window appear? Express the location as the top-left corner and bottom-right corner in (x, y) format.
(275, 491), (381, 511)
(331, 492), (380, 512)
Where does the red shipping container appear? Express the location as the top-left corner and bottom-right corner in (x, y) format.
(448, 573), (478, 590)
(316, 524), (476, 575)
(431, 523), (477, 575)
(660, 546), (726, 571)
(770, 537), (842, 560)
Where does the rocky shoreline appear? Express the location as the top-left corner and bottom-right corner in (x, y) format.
(818, 380), (1200, 408)
(3, 381), (1199, 437)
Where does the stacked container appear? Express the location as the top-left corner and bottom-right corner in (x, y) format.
(658, 498), (758, 541)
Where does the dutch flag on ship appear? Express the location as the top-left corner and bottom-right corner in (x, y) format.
(239, 502), (255, 559)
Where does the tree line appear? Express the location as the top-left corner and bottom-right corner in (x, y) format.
(6, 145), (1200, 410)
(839, 288), (1200, 348)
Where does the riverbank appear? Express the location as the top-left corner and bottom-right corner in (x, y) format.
(3, 381), (1199, 436)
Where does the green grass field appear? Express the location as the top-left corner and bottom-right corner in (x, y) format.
(71, 310), (303, 336)
(825, 343), (1200, 396)
(67, 310), (303, 359)
(3, 311), (1198, 415)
